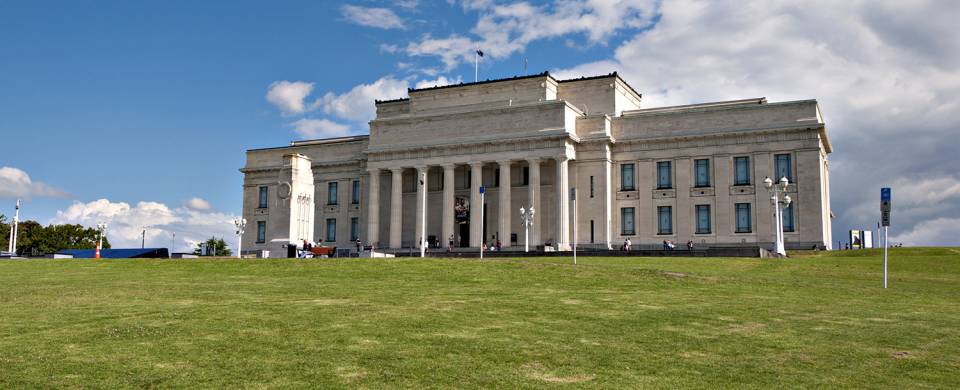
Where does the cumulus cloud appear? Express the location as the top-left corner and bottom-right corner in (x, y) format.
(414, 75), (462, 89)
(291, 118), (352, 139)
(266, 81), (315, 115)
(0, 166), (69, 199)
(341, 5), (405, 29)
(312, 76), (410, 122)
(52, 199), (237, 253)
(890, 218), (960, 247)
(185, 197), (212, 211)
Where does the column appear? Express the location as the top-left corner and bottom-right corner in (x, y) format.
(470, 162), (484, 248)
(389, 167), (403, 249)
(527, 158), (541, 246)
(498, 160), (511, 248)
(367, 169), (380, 246)
(442, 164), (455, 248)
(415, 166), (428, 249)
(555, 156), (570, 250)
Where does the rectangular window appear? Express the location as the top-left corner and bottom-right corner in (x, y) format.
(258, 186), (268, 208)
(657, 161), (672, 189)
(327, 182), (338, 205)
(522, 167), (529, 186)
(256, 221), (266, 243)
(590, 176), (595, 198)
(351, 180), (361, 204)
(620, 164), (635, 191)
(350, 217), (359, 241)
(590, 220), (595, 243)
(736, 203), (752, 233)
(620, 207), (635, 235)
(657, 206), (673, 235)
(694, 159), (711, 187)
(696, 205), (711, 234)
(775, 154), (793, 182)
(734, 156), (751, 185)
(326, 218), (336, 242)
(783, 203), (795, 232)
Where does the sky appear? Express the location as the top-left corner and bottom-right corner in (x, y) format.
(1, 0), (958, 250)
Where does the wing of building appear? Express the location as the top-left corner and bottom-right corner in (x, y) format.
(240, 72), (832, 256)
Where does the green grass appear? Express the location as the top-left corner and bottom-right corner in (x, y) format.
(1, 248), (959, 388)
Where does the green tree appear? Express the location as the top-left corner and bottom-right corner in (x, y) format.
(0, 214), (9, 251)
(194, 237), (232, 257)
(7, 221), (109, 256)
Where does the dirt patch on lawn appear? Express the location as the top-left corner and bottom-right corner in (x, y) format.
(892, 351), (911, 359)
(521, 363), (595, 383)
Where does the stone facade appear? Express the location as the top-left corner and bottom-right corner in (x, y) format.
(240, 72), (833, 255)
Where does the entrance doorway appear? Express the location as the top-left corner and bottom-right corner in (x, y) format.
(459, 223), (470, 248)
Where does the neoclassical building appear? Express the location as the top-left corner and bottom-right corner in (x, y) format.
(240, 72), (832, 255)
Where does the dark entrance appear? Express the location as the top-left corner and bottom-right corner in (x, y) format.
(459, 223), (470, 248)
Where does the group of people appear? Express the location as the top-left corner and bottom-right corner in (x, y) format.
(481, 238), (503, 252)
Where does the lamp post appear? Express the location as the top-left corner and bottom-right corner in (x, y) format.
(519, 205), (535, 253)
(8, 199), (20, 254)
(96, 222), (108, 255)
(764, 176), (792, 257)
(234, 218), (247, 259)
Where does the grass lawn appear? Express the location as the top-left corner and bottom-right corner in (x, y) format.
(1, 248), (959, 388)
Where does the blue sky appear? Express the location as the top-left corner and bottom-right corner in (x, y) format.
(2, 0), (959, 248)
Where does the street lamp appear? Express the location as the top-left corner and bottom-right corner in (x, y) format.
(519, 205), (535, 252)
(764, 176), (792, 257)
(234, 218), (247, 259)
(96, 222), (107, 259)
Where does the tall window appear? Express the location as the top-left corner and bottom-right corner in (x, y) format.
(775, 154), (793, 181)
(256, 221), (266, 243)
(522, 167), (529, 186)
(620, 164), (635, 190)
(327, 182), (338, 205)
(590, 176), (595, 198)
(326, 218), (337, 242)
(350, 217), (359, 241)
(694, 159), (711, 187)
(735, 203), (752, 233)
(783, 203), (795, 232)
(657, 161), (672, 189)
(258, 186), (268, 208)
(696, 205), (711, 234)
(621, 207), (635, 235)
(657, 206), (672, 235)
(351, 180), (360, 204)
(734, 156), (751, 185)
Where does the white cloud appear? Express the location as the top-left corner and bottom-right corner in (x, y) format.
(291, 118), (352, 139)
(313, 76), (410, 122)
(394, 0), (419, 10)
(266, 81), (315, 115)
(185, 197), (212, 211)
(52, 198), (237, 253)
(889, 218), (960, 247)
(0, 166), (68, 199)
(341, 5), (405, 29)
(414, 75), (462, 89)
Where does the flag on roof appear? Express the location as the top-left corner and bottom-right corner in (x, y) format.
(476, 49), (484, 57)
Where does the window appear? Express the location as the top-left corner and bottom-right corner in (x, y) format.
(782, 203), (795, 232)
(326, 218), (337, 242)
(256, 221), (266, 243)
(734, 156), (751, 185)
(350, 217), (359, 241)
(258, 186), (268, 208)
(590, 220), (595, 243)
(620, 164), (635, 191)
(522, 167), (529, 186)
(657, 206), (673, 235)
(590, 176), (595, 198)
(775, 154), (793, 182)
(327, 182), (338, 205)
(735, 203), (752, 233)
(621, 207), (635, 235)
(351, 180), (360, 204)
(694, 159), (711, 187)
(657, 161), (672, 189)
(696, 205), (711, 234)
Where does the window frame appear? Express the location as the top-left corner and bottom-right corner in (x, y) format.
(350, 217), (359, 241)
(620, 163), (636, 191)
(735, 203), (752, 233)
(694, 159), (711, 187)
(657, 206), (673, 235)
(775, 153), (793, 182)
(351, 180), (361, 204)
(258, 186), (268, 209)
(326, 218), (337, 242)
(656, 161), (673, 189)
(695, 204), (711, 234)
(782, 203), (795, 232)
(256, 221), (266, 243)
(620, 207), (636, 236)
(734, 156), (751, 186)
(327, 181), (338, 205)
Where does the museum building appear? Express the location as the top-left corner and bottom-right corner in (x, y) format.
(240, 72), (833, 255)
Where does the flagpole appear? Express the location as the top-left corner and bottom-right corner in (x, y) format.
(475, 51), (479, 83)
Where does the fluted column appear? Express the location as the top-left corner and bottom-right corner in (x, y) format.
(526, 158), (541, 246)
(555, 156), (570, 250)
(498, 160), (511, 247)
(414, 166), (428, 249)
(470, 162), (484, 248)
(389, 167), (403, 249)
(367, 169), (380, 247)
(442, 164), (455, 248)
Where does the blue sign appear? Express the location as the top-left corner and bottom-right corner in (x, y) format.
(479, 186), (485, 195)
(881, 187), (891, 202)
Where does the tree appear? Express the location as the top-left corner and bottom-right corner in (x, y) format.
(11, 221), (109, 256)
(0, 214), (8, 251)
(194, 237), (232, 257)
